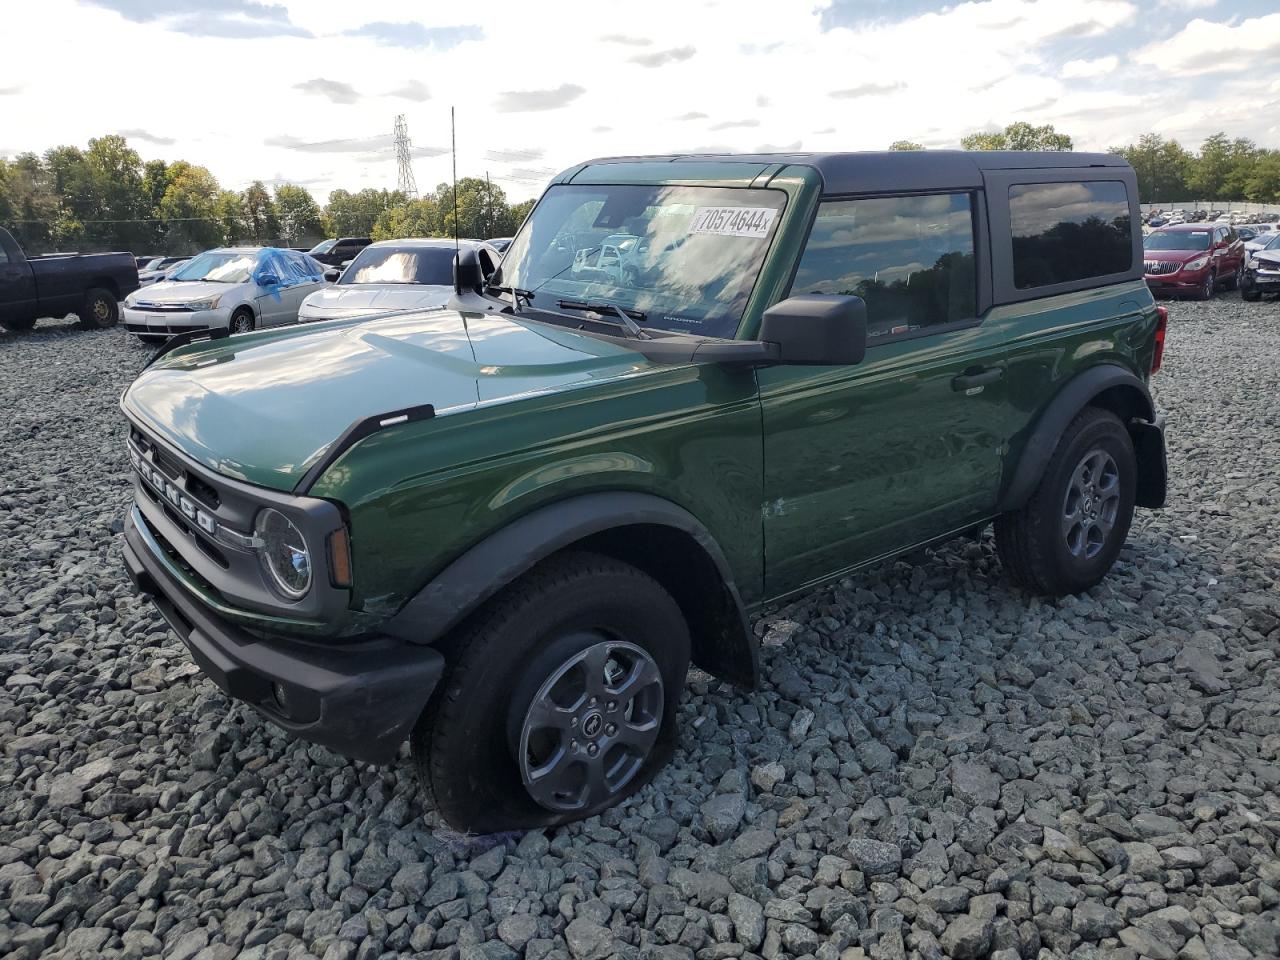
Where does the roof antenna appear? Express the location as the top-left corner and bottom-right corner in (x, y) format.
(451, 106), (460, 264)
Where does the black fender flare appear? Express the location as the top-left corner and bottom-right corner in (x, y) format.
(1000, 363), (1157, 512)
(384, 492), (759, 687)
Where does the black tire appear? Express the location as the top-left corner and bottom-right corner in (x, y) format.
(413, 551), (690, 833)
(1, 315), (37, 332)
(229, 308), (255, 334)
(995, 407), (1137, 597)
(77, 288), (119, 330)
(1194, 270), (1215, 301)
(1224, 259), (1244, 291)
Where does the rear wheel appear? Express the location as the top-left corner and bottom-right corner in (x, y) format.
(996, 407), (1137, 596)
(1225, 259), (1244, 290)
(77, 288), (118, 329)
(413, 552), (690, 833)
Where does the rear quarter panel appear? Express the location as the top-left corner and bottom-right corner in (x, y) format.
(990, 279), (1159, 477)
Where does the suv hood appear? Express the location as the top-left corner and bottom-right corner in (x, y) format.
(1142, 248), (1207, 264)
(301, 283), (453, 318)
(123, 309), (654, 491)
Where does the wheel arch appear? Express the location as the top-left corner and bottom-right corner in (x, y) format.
(88, 276), (121, 300)
(384, 492), (759, 689)
(1000, 363), (1162, 513)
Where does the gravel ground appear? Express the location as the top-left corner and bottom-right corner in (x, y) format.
(2, 295), (1279, 960)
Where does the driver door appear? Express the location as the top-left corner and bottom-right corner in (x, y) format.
(758, 192), (1011, 597)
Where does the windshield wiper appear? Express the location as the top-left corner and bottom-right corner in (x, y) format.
(556, 299), (650, 340)
(488, 283), (534, 311)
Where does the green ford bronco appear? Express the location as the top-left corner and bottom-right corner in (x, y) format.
(122, 151), (1168, 831)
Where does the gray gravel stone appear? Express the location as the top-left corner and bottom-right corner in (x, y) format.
(2, 297), (1278, 960)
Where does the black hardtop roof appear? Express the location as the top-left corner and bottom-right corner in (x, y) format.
(574, 150), (1130, 194)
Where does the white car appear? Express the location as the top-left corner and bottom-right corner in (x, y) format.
(123, 247), (326, 342)
(298, 238), (501, 323)
(1245, 232), (1280, 262)
(137, 256), (190, 287)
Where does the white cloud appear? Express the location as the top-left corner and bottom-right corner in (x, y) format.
(1133, 13), (1280, 75)
(1061, 55), (1119, 79)
(0, 0), (1273, 206)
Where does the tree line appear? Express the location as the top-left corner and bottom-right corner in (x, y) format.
(0, 134), (536, 256)
(891, 122), (1280, 206)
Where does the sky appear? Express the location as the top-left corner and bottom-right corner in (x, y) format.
(1, 0), (1279, 204)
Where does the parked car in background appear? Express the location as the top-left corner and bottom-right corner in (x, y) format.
(298, 238), (501, 323)
(0, 226), (139, 331)
(1245, 232), (1280, 261)
(486, 237), (513, 253)
(1143, 224), (1244, 299)
(307, 237), (372, 267)
(122, 247), (325, 342)
(1243, 246), (1280, 301)
(138, 256), (191, 287)
(135, 255), (160, 269)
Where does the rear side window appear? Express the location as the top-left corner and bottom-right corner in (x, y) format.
(791, 193), (976, 341)
(1009, 181), (1131, 289)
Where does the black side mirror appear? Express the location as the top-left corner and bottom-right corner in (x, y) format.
(324, 268), (341, 282)
(453, 247), (485, 294)
(759, 294), (867, 365)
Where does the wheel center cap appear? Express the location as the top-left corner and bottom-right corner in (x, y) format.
(581, 712), (603, 738)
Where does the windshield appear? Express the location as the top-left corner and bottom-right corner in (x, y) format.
(340, 246), (455, 285)
(309, 239), (337, 255)
(169, 251), (258, 283)
(495, 183), (787, 339)
(1144, 230), (1210, 252)
(140, 257), (163, 271)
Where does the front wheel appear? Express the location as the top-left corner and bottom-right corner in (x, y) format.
(77, 288), (119, 329)
(1194, 270), (1215, 301)
(1242, 285), (1262, 302)
(995, 407), (1137, 596)
(413, 552), (690, 833)
(229, 308), (255, 334)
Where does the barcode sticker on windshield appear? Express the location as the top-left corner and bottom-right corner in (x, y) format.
(690, 206), (776, 238)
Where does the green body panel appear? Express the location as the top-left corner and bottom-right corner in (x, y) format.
(121, 158), (1159, 639)
(759, 279), (1157, 599)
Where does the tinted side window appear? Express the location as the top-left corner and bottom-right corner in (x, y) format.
(791, 193), (976, 342)
(1009, 181), (1131, 289)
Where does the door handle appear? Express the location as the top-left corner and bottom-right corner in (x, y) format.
(952, 366), (1004, 391)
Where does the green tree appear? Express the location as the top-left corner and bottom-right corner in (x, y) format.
(1243, 151), (1280, 203)
(372, 196), (443, 241)
(509, 198), (536, 230)
(241, 181), (279, 241)
(273, 184), (324, 244)
(325, 188), (405, 236)
(1109, 134), (1191, 204)
(432, 177), (516, 238)
(962, 122), (1072, 152)
(0, 154), (63, 253)
(214, 190), (245, 244)
(889, 140), (924, 151)
(158, 162), (222, 250)
(82, 135), (149, 250)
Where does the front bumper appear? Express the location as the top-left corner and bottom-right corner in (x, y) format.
(1143, 268), (1208, 295)
(122, 305), (231, 336)
(123, 507), (444, 764)
(1243, 268), (1280, 294)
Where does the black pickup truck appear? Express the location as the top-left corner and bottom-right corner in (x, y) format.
(0, 227), (140, 332)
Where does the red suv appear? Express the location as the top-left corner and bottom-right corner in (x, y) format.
(1143, 224), (1245, 299)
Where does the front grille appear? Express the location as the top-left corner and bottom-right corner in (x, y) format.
(131, 301), (193, 312)
(1144, 260), (1182, 276)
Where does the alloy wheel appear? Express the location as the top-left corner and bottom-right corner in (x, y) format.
(518, 637), (664, 813)
(1062, 449), (1121, 560)
(232, 314), (253, 333)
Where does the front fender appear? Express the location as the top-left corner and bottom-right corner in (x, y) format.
(383, 491), (759, 687)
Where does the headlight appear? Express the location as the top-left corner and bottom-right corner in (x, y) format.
(1183, 256), (1209, 271)
(255, 508), (311, 599)
(185, 295), (223, 310)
